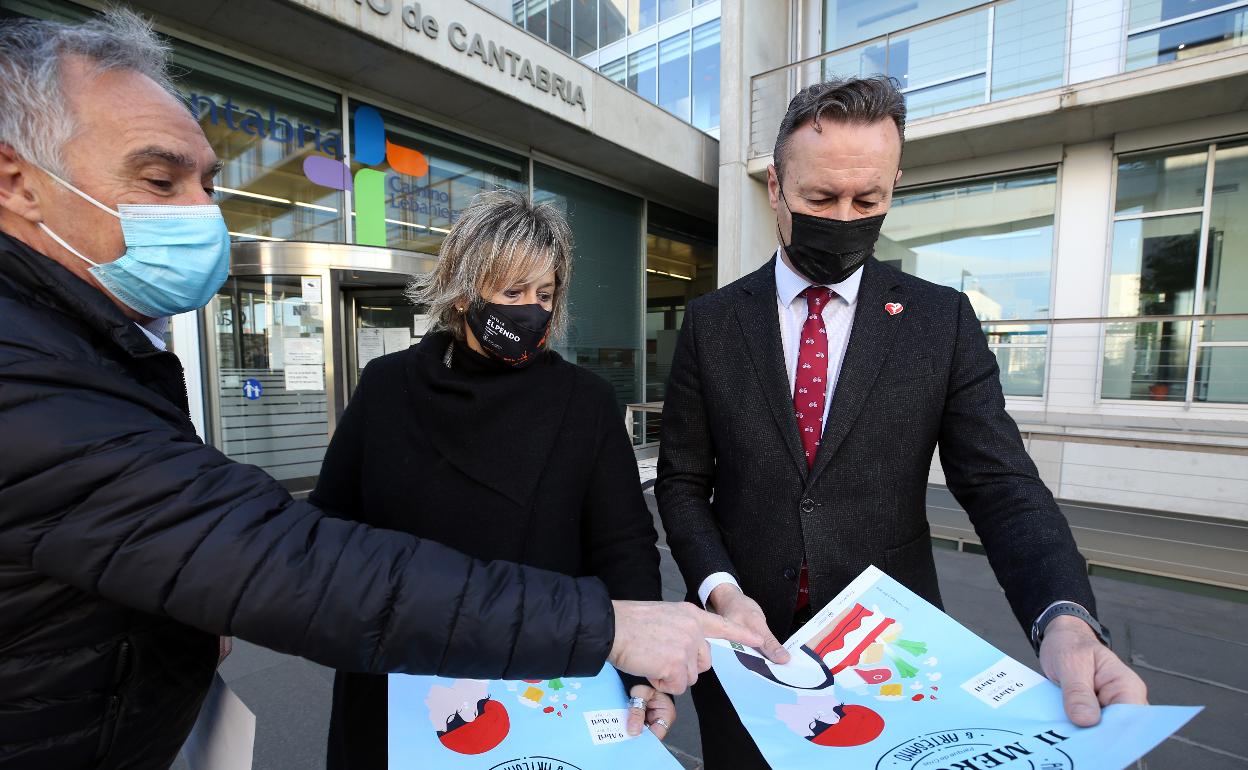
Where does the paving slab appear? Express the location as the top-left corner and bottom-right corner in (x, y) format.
(1128, 621), (1248, 693)
(1133, 666), (1248, 762)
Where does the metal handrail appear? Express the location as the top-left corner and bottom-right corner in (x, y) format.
(981, 312), (1248, 326)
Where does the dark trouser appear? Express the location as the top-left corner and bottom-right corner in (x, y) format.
(326, 671), (386, 770)
(691, 668), (773, 770)
(692, 608), (812, 770)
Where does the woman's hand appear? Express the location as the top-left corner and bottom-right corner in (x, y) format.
(627, 683), (677, 740)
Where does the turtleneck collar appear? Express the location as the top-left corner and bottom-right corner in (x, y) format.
(401, 330), (575, 507)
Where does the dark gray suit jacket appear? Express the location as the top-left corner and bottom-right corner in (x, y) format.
(656, 255), (1095, 637)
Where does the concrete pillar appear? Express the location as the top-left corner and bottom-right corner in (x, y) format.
(718, 0), (790, 286)
(1047, 139), (1115, 411)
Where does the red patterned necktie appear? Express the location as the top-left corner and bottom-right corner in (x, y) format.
(793, 286), (834, 612)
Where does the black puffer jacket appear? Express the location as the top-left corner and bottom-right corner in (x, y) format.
(0, 233), (615, 769)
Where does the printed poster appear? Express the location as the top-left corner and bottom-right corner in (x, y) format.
(711, 566), (1200, 770)
(389, 664), (682, 769)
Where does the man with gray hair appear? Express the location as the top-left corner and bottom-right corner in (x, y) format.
(0, 10), (758, 768)
(657, 76), (1147, 768)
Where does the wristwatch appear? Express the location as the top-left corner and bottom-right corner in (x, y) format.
(1029, 601), (1112, 655)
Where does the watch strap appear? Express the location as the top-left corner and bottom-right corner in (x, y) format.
(1030, 601), (1112, 655)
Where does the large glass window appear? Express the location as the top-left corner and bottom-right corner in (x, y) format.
(691, 19), (721, 132)
(600, 56), (627, 85)
(891, 10), (990, 119)
(574, 0), (598, 55)
(823, 0), (983, 50)
(646, 204), (717, 406)
(660, 0), (691, 22)
(1115, 147), (1208, 214)
(1196, 141), (1248, 403)
(534, 164), (644, 410)
(631, 0), (657, 32)
(601, 0), (628, 46)
(658, 32), (692, 120)
(172, 44), (345, 244)
(628, 44), (658, 103)
(344, 102), (527, 253)
(820, 0), (1070, 120)
(550, 0), (573, 52)
(1104, 141), (1248, 403)
(1104, 214), (1201, 401)
(525, 0), (549, 39)
(1126, 1), (1248, 70)
(880, 170), (1059, 396)
(1108, 215), (1202, 318)
(500, 0), (717, 133)
(991, 0), (1067, 100)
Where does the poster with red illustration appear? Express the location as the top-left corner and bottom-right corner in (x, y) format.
(711, 566), (1201, 769)
(388, 664), (682, 768)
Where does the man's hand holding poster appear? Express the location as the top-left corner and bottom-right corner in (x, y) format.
(710, 566), (1200, 769)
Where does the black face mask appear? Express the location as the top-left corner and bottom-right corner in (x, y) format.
(779, 188), (886, 285)
(465, 302), (552, 368)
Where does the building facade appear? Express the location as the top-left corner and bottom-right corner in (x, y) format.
(3, 0), (717, 486)
(722, 0), (1248, 589)
(489, 0), (723, 134)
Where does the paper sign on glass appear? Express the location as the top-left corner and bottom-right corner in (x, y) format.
(388, 663), (681, 769)
(357, 327), (384, 369)
(300, 276), (322, 304)
(710, 566), (1200, 770)
(283, 364), (323, 391)
(382, 327), (411, 355)
(282, 337), (323, 366)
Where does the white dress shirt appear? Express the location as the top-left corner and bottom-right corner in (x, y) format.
(134, 317), (169, 351)
(697, 251), (863, 606)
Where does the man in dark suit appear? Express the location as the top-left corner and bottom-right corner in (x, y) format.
(656, 77), (1147, 769)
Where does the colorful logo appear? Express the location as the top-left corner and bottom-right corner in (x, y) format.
(302, 105), (430, 247)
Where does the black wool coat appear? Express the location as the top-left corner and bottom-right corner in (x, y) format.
(0, 234), (615, 770)
(312, 332), (662, 770)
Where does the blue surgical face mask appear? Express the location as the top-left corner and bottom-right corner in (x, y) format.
(36, 169), (231, 319)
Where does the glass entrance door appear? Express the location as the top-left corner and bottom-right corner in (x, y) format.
(208, 273), (330, 490)
(202, 241), (437, 493)
(344, 289), (432, 396)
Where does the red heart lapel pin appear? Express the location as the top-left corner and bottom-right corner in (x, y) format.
(884, 302), (904, 316)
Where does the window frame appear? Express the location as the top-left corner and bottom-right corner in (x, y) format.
(1123, 0), (1248, 72)
(1100, 137), (1248, 407)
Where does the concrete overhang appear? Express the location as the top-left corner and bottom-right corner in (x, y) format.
(131, 0), (719, 219)
(746, 46), (1248, 182)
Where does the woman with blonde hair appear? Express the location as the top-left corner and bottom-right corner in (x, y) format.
(312, 189), (674, 768)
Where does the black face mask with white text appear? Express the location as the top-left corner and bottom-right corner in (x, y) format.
(465, 302), (552, 368)
(778, 187), (887, 285)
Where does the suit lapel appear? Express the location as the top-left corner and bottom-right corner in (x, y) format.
(809, 258), (906, 485)
(734, 258), (807, 477)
